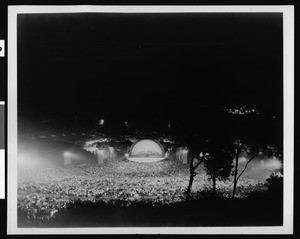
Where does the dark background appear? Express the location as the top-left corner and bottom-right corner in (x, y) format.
(17, 13), (283, 128)
(0, 1), (297, 237)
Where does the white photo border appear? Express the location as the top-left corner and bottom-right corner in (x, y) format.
(7, 5), (294, 235)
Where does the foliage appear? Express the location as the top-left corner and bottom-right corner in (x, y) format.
(265, 172), (283, 194)
(231, 139), (282, 198)
(203, 141), (233, 182)
(200, 139), (234, 196)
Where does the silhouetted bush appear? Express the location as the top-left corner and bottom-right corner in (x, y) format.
(265, 172), (283, 195)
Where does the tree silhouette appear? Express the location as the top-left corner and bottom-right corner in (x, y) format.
(203, 140), (233, 196)
(185, 142), (205, 201)
(231, 139), (257, 198)
(230, 140), (281, 198)
(181, 130), (207, 201)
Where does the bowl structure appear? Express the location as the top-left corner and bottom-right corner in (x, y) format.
(126, 139), (165, 163)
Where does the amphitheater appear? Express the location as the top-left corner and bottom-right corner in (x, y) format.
(126, 139), (166, 163)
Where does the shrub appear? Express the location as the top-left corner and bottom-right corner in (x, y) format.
(265, 172), (283, 195)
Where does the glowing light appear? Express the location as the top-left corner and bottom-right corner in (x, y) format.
(182, 149), (188, 154)
(99, 119), (105, 125)
(97, 149), (105, 154)
(18, 154), (40, 168)
(64, 151), (71, 157)
(63, 152), (72, 166)
(265, 158), (282, 170)
(97, 150), (105, 164)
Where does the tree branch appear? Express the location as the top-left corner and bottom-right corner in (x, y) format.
(236, 154), (257, 182)
(192, 157), (205, 171)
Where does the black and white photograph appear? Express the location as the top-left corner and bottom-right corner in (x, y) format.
(7, 5), (294, 234)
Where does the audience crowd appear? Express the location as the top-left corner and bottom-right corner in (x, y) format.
(18, 159), (267, 223)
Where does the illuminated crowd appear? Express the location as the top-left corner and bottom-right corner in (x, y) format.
(18, 159), (267, 223)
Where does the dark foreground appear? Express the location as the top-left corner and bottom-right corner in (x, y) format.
(18, 190), (282, 227)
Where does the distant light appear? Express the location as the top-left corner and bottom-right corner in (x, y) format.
(109, 147), (114, 153)
(99, 119), (105, 125)
(64, 151), (71, 157)
(167, 123), (172, 128)
(125, 121), (129, 127)
(265, 158), (282, 170)
(273, 116), (276, 119)
(182, 149), (188, 154)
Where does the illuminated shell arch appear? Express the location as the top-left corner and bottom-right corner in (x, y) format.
(127, 139), (165, 163)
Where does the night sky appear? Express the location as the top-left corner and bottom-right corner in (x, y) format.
(17, 13), (283, 128)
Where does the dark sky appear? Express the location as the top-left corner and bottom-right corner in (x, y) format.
(17, 13), (283, 125)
